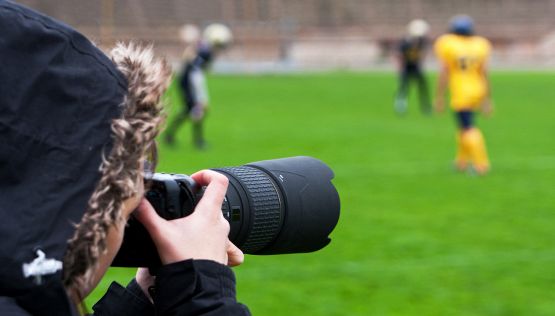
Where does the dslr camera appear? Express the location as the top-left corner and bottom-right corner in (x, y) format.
(113, 156), (340, 267)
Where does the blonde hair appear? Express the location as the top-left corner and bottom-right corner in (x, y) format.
(63, 43), (171, 294)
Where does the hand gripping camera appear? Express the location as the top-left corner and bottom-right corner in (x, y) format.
(112, 156), (340, 267)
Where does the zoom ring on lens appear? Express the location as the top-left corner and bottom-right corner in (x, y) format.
(218, 166), (282, 253)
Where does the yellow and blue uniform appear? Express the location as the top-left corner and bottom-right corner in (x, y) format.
(434, 34), (491, 110)
(434, 33), (492, 174)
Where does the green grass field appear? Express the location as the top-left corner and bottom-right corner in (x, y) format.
(87, 71), (555, 315)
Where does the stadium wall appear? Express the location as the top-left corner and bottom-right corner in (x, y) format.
(17, 0), (555, 71)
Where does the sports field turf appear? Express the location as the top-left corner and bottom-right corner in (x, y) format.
(87, 71), (555, 315)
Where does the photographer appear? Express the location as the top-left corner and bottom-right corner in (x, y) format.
(0, 2), (249, 315)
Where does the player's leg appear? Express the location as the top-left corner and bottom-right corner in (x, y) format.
(190, 106), (208, 150)
(165, 84), (192, 145)
(164, 110), (188, 145)
(165, 75), (193, 145)
(464, 127), (490, 175)
(454, 111), (471, 171)
(192, 119), (206, 149)
(415, 70), (431, 115)
(454, 130), (470, 171)
(456, 111), (490, 174)
(395, 69), (410, 114)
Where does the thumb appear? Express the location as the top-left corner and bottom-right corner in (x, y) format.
(133, 198), (165, 236)
(227, 241), (244, 267)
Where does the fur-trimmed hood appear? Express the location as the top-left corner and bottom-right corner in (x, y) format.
(63, 41), (171, 296)
(0, 2), (170, 314)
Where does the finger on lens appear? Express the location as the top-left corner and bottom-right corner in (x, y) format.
(190, 169), (227, 187)
(191, 170), (228, 213)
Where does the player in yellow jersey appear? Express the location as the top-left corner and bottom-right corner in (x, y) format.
(434, 15), (493, 175)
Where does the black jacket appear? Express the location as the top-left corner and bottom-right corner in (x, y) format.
(0, 1), (250, 315)
(0, 1), (124, 313)
(93, 260), (250, 316)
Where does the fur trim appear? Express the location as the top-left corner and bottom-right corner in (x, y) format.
(111, 42), (171, 110)
(63, 43), (171, 292)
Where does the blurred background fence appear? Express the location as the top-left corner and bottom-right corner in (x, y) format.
(18, 0), (555, 71)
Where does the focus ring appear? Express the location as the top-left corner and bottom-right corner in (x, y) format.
(218, 166), (282, 253)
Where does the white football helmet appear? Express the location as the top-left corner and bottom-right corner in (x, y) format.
(203, 23), (233, 47)
(407, 19), (430, 38)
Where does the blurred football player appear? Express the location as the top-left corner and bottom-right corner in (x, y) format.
(434, 15), (493, 175)
(165, 23), (233, 149)
(394, 19), (432, 115)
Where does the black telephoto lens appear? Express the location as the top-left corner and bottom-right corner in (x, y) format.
(112, 156), (340, 268)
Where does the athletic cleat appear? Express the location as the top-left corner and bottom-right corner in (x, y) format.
(474, 164), (490, 176)
(194, 139), (208, 150)
(454, 161), (468, 173)
(421, 104), (432, 116)
(394, 97), (408, 115)
(164, 134), (175, 146)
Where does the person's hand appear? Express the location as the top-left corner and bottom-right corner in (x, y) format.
(133, 170), (244, 266)
(190, 103), (206, 122)
(136, 268), (155, 303)
(434, 98), (445, 114)
(481, 99), (494, 117)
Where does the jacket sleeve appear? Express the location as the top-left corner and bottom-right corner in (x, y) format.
(153, 259), (251, 316)
(91, 279), (155, 316)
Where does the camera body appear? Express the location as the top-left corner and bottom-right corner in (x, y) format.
(112, 156), (340, 268)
